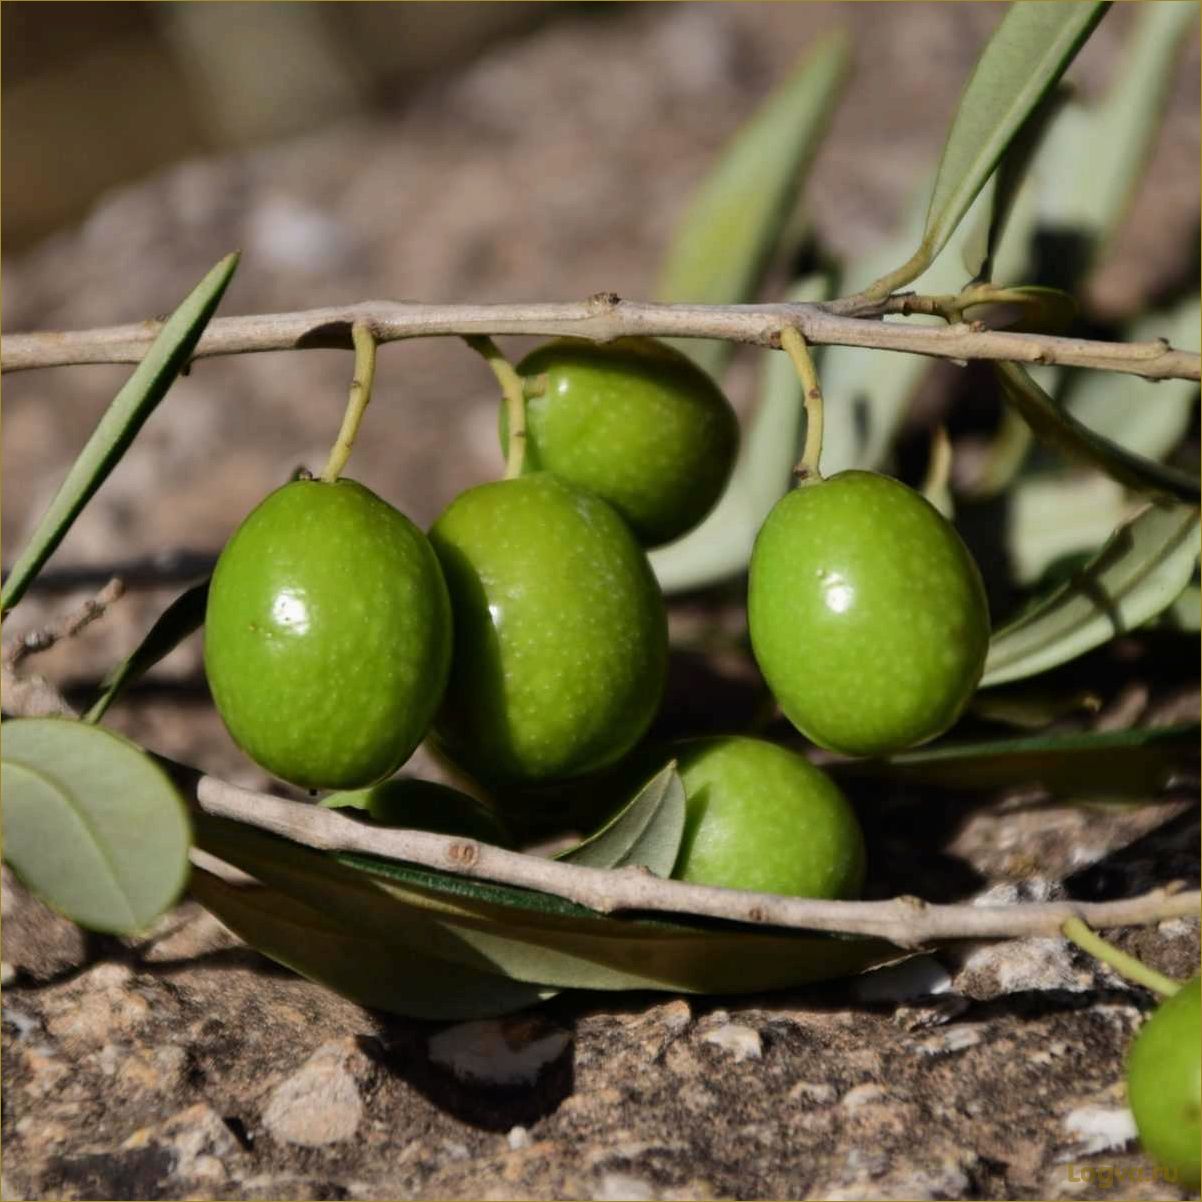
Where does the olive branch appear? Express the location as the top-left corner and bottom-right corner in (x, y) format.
(4, 293), (1198, 382)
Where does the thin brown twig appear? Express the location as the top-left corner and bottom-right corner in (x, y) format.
(193, 776), (1199, 947)
(3, 297), (1197, 381)
(1, 577), (125, 668)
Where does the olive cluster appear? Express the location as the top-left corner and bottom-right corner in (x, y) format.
(203, 336), (988, 899)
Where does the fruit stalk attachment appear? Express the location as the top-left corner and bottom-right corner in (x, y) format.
(466, 335), (527, 479)
(1061, 916), (1182, 997)
(320, 322), (377, 484)
(780, 326), (824, 483)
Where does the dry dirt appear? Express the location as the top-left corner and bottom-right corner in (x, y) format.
(2, 5), (1199, 1199)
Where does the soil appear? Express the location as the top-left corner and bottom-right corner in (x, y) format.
(2, 5), (1199, 1199)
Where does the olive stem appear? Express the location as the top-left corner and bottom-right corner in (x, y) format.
(781, 326), (825, 483)
(191, 774), (1201, 945)
(920, 424), (954, 515)
(465, 335), (527, 479)
(1061, 916), (1182, 998)
(7, 299), (1195, 382)
(320, 322), (377, 484)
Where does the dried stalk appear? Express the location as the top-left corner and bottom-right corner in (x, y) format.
(2, 577), (125, 668)
(4, 297), (1197, 381)
(194, 776), (1199, 947)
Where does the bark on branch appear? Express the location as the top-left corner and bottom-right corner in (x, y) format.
(194, 776), (1199, 947)
(4, 297), (1198, 381)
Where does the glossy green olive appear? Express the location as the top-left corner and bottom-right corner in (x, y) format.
(670, 736), (865, 898)
(429, 472), (668, 786)
(205, 478), (451, 790)
(748, 470), (989, 756)
(507, 337), (739, 546)
(1127, 975), (1200, 1190)
(322, 778), (514, 848)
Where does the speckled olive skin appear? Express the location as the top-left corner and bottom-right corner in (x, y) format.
(509, 337), (739, 547)
(429, 473), (668, 787)
(1126, 975), (1200, 1189)
(204, 479), (451, 790)
(671, 736), (865, 898)
(748, 471), (989, 756)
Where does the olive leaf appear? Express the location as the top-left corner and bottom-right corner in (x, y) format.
(650, 274), (832, 593)
(656, 30), (849, 378)
(1065, 298), (1201, 465)
(191, 867), (556, 1021)
(982, 502), (1201, 687)
(195, 815), (899, 998)
(1, 254), (238, 614)
(995, 363), (1200, 505)
(864, 1), (1108, 296)
(832, 722), (1198, 800)
(1038, 1), (1197, 264)
(85, 579), (210, 723)
(557, 762), (686, 877)
(1, 718), (191, 933)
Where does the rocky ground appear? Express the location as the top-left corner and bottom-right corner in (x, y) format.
(2, 4), (1199, 1199)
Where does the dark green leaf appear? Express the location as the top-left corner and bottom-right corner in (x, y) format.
(191, 867), (555, 1021)
(2, 254), (239, 613)
(195, 815), (899, 997)
(1, 718), (191, 933)
(85, 579), (209, 723)
(983, 502), (1201, 686)
(656, 31), (849, 377)
(833, 722), (1198, 799)
(557, 763), (685, 876)
(995, 363), (1200, 504)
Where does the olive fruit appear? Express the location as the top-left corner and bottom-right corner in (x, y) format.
(205, 478), (451, 790)
(322, 778), (514, 848)
(670, 736), (865, 898)
(507, 337), (739, 546)
(429, 472), (668, 786)
(748, 470), (989, 756)
(1126, 975), (1200, 1189)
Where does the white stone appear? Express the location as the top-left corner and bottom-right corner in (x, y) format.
(701, 1023), (762, 1062)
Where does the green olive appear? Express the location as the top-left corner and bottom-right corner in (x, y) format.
(507, 337), (739, 546)
(204, 478), (451, 790)
(748, 470), (989, 756)
(429, 472), (668, 787)
(1126, 975), (1200, 1190)
(670, 735), (865, 898)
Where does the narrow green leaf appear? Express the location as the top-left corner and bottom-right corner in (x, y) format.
(1, 254), (239, 614)
(196, 815), (899, 997)
(1065, 299), (1201, 464)
(1147, 582), (1200, 633)
(650, 275), (832, 593)
(983, 502), (1201, 686)
(656, 31), (849, 377)
(1, 718), (191, 933)
(833, 722), (1198, 799)
(912, 2), (1108, 284)
(1041, 1), (1198, 261)
(191, 868), (555, 1021)
(85, 579), (209, 723)
(959, 86), (1071, 281)
(558, 763), (685, 876)
(1006, 471), (1130, 587)
(995, 363), (1200, 505)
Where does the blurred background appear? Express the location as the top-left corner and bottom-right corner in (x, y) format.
(3, 1), (1198, 784)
